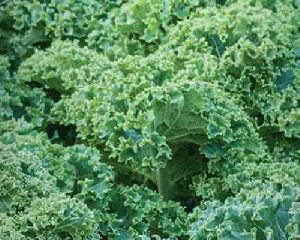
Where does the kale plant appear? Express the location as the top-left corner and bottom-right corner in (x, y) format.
(0, 0), (299, 239)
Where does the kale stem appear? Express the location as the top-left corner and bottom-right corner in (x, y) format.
(156, 167), (173, 200)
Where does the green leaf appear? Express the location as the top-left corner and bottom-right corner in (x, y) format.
(276, 70), (294, 92)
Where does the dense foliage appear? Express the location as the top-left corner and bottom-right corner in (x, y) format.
(0, 0), (299, 239)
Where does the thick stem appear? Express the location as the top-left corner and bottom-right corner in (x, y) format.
(156, 167), (173, 200)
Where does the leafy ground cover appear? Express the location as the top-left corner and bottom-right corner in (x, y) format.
(0, 0), (299, 239)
